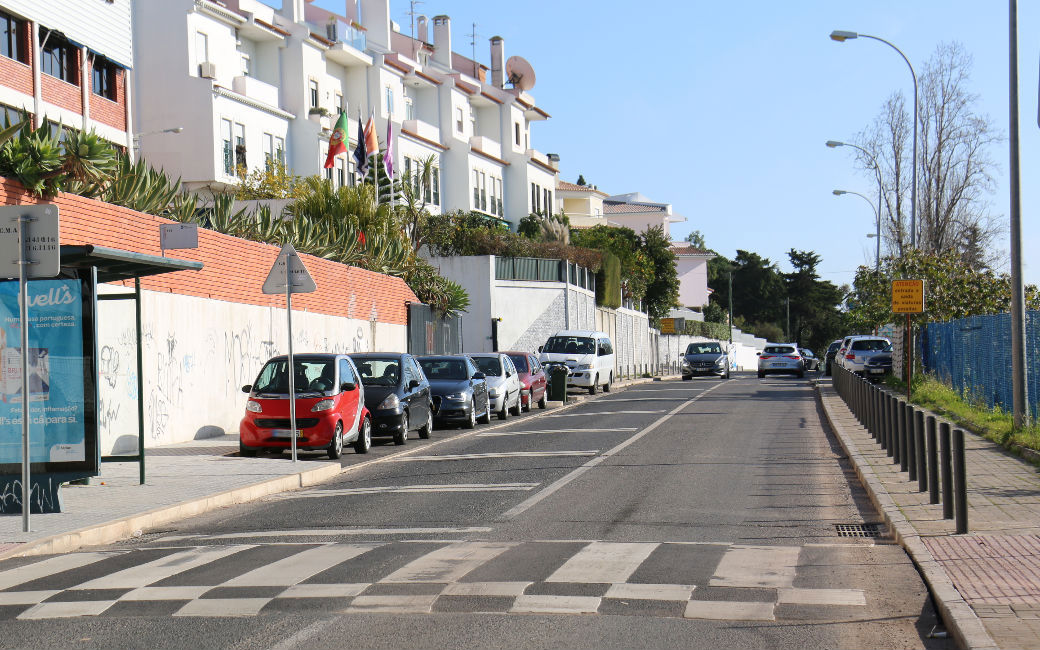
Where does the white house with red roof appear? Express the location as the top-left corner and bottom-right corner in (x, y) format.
(670, 242), (715, 308)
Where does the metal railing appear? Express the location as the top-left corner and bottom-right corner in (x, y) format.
(832, 363), (968, 534)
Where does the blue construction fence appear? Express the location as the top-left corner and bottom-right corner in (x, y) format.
(920, 311), (1040, 418)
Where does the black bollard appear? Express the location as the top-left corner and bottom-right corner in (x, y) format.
(940, 422), (953, 519)
(894, 400), (904, 466)
(953, 429), (968, 534)
(915, 410), (927, 492)
(927, 416), (939, 504)
(907, 406), (917, 481)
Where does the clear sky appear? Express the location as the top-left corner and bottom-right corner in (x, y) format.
(310, 0), (1040, 290)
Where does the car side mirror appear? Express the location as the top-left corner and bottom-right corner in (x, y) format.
(473, 371), (485, 380)
(537, 345), (543, 353)
(340, 382), (356, 392)
(756, 352), (761, 356)
(241, 384), (252, 394)
(408, 379), (420, 389)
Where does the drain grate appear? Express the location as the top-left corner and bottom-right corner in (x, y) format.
(835, 523), (883, 538)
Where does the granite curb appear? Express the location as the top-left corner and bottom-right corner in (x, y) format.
(815, 382), (998, 650)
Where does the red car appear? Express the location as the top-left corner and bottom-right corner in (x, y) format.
(239, 353), (372, 458)
(503, 351), (548, 411)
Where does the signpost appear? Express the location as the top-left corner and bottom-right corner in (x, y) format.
(0, 205), (60, 532)
(892, 279), (926, 401)
(262, 244), (316, 462)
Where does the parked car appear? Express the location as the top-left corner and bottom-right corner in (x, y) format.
(757, 343), (804, 378)
(239, 353), (371, 458)
(469, 353), (522, 420)
(800, 348), (820, 372)
(350, 352), (433, 445)
(538, 329), (615, 394)
(681, 341), (730, 379)
(417, 355), (490, 429)
(863, 346), (893, 382)
(840, 336), (892, 374)
(503, 351), (548, 411)
(824, 340), (842, 376)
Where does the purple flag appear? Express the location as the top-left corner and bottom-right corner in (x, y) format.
(383, 120), (394, 179)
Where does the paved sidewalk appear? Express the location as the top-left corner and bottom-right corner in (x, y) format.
(818, 380), (1040, 650)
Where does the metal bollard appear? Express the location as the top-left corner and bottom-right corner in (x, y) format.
(894, 400), (904, 466)
(883, 394), (893, 453)
(953, 429), (968, 534)
(901, 403), (912, 472)
(927, 416), (939, 504)
(869, 386), (878, 439)
(907, 406), (917, 481)
(940, 422), (953, 519)
(915, 410), (927, 492)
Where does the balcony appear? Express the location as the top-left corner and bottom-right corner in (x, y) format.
(469, 136), (502, 160)
(232, 75), (280, 108)
(402, 118), (440, 145)
(325, 19), (372, 68)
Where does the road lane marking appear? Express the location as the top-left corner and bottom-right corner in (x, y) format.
(273, 483), (539, 497)
(540, 410), (663, 418)
(381, 541), (517, 583)
(510, 594), (601, 614)
(499, 381), (727, 521)
(278, 583), (370, 598)
(72, 545), (251, 590)
(169, 527), (494, 541)
(710, 545), (799, 588)
(546, 542), (658, 583)
(346, 594), (438, 613)
(174, 597), (271, 617)
(0, 552), (121, 590)
(684, 600), (775, 621)
(0, 590), (58, 605)
(18, 600), (118, 619)
(121, 586), (213, 601)
(393, 451), (598, 462)
(224, 543), (378, 587)
(604, 583), (696, 601)
(442, 581), (531, 596)
(777, 587), (866, 606)
(478, 428), (637, 437)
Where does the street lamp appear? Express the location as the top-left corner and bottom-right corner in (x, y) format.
(827, 139), (883, 266)
(832, 189), (880, 270)
(830, 30), (918, 251)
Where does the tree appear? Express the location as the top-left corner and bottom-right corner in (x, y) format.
(730, 250), (785, 327)
(855, 42), (1003, 265)
(784, 250), (846, 353)
(640, 226), (680, 324)
(576, 174), (586, 186)
(684, 230), (706, 249)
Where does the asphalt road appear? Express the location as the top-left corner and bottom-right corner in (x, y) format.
(0, 374), (949, 650)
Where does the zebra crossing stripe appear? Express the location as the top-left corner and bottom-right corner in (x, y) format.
(685, 600), (775, 621)
(777, 587), (866, 606)
(174, 598), (270, 618)
(605, 583), (695, 601)
(0, 552), (120, 590)
(181, 527), (493, 540)
(547, 542), (658, 584)
(224, 543), (378, 587)
(72, 545), (251, 590)
(347, 595), (438, 613)
(382, 541), (517, 583)
(710, 545), (799, 589)
(0, 590), (58, 605)
(19, 600), (116, 620)
(442, 581), (531, 597)
(121, 586), (212, 601)
(511, 594), (601, 614)
(278, 583), (369, 598)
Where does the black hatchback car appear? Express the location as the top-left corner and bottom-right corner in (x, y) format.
(350, 353), (433, 445)
(417, 355), (490, 429)
(824, 340), (842, 376)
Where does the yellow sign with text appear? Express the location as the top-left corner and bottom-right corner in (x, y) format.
(891, 279), (925, 313)
(660, 318), (677, 334)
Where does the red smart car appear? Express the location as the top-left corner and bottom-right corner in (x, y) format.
(503, 351), (548, 411)
(239, 353), (372, 458)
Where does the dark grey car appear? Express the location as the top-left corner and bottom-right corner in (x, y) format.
(350, 353), (434, 445)
(681, 342), (729, 379)
(417, 355), (491, 429)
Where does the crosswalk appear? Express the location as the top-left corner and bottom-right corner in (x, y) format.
(0, 539), (872, 622)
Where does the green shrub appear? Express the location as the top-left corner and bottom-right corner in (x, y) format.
(597, 252), (621, 309)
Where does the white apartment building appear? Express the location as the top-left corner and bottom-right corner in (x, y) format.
(557, 182), (686, 240)
(132, 0), (557, 227)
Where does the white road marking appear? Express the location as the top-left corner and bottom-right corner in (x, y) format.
(442, 581), (531, 596)
(347, 595), (438, 613)
(547, 542), (658, 584)
(72, 545), (251, 590)
(0, 552), (120, 590)
(224, 543), (378, 587)
(510, 594), (601, 614)
(591, 397), (690, 402)
(478, 428), (637, 437)
(604, 583), (695, 601)
(18, 600), (117, 619)
(278, 583), (370, 598)
(280, 483), (539, 496)
(394, 451), (598, 462)
(0, 590), (58, 605)
(174, 597), (271, 617)
(710, 545), (800, 588)
(121, 586), (212, 601)
(684, 600), (775, 621)
(177, 527), (493, 540)
(541, 410), (663, 418)
(382, 541), (516, 583)
(500, 382), (727, 521)
(777, 587), (866, 606)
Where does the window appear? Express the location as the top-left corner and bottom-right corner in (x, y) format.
(489, 175), (497, 216)
(0, 11), (26, 64)
(473, 170), (480, 209)
(335, 157), (346, 188)
(495, 178), (503, 216)
(221, 118), (233, 175)
(195, 31), (209, 74)
(309, 79), (319, 108)
(544, 188), (551, 216)
(274, 136), (285, 165)
(431, 167), (440, 205)
(404, 97), (414, 121)
(234, 123), (246, 172)
(92, 57), (118, 100)
(262, 133), (274, 169)
(40, 30), (77, 84)
(531, 183), (537, 214)
(240, 53), (250, 77)
(338, 358), (356, 385)
(514, 122), (520, 146)
(479, 172), (487, 212)
(334, 91), (344, 114)
(456, 107), (464, 133)
(385, 86), (394, 115)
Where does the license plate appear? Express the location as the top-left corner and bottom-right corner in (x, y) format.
(271, 429), (301, 438)
(770, 363), (785, 368)
(869, 368), (885, 374)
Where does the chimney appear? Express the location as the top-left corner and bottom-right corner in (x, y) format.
(432, 15), (451, 67)
(490, 36), (504, 88)
(359, 0), (390, 50)
(416, 15), (428, 43)
(281, 0), (306, 23)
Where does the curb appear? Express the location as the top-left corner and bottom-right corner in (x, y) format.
(814, 383), (998, 650)
(1, 373), (676, 562)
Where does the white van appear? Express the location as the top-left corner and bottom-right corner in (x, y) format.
(538, 330), (615, 394)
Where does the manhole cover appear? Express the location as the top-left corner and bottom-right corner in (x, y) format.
(835, 523), (883, 538)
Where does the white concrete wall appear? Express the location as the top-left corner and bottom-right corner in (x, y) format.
(96, 288), (406, 455)
(425, 255), (493, 353)
(657, 330), (765, 373)
(675, 256), (711, 308)
(493, 280), (595, 354)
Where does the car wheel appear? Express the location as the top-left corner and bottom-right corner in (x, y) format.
(418, 410), (432, 439)
(682, 375), (691, 381)
(510, 393), (522, 416)
(588, 375), (598, 395)
(797, 370), (805, 378)
(603, 373), (612, 392)
(521, 390), (530, 412)
(239, 442), (257, 457)
(393, 416), (407, 445)
(327, 422), (344, 459)
(464, 399), (477, 429)
(537, 391), (547, 409)
(353, 417), (371, 454)
(478, 399), (492, 424)
(498, 399), (509, 420)
(758, 371), (765, 378)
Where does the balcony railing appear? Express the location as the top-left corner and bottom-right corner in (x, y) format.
(495, 257), (596, 292)
(326, 19), (366, 52)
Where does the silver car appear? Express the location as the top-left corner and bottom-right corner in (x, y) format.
(757, 343), (804, 378)
(469, 353), (522, 420)
(839, 337), (892, 374)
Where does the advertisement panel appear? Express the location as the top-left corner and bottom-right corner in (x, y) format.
(0, 272), (97, 475)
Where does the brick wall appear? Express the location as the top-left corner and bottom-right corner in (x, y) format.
(0, 178), (418, 326)
(87, 66), (126, 131)
(40, 73), (81, 115)
(0, 56), (31, 96)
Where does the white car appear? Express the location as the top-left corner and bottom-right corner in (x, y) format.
(538, 330), (615, 394)
(838, 336), (892, 374)
(469, 353), (522, 419)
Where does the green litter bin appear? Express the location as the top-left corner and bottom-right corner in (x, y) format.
(547, 364), (570, 403)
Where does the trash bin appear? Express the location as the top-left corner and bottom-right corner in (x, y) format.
(547, 364), (570, 403)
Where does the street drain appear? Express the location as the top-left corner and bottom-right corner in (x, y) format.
(835, 523), (883, 538)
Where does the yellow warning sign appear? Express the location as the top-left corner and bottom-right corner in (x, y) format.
(892, 279), (925, 314)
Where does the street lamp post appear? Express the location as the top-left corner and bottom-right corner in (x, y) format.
(830, 30), (918, 251)
(832, 189), (881, 270)
(827, 140), (883, 267)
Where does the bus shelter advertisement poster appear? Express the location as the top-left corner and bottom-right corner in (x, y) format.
(0, 279), (85, 465)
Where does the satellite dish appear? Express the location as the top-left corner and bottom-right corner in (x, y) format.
(506, 56), (536, 91)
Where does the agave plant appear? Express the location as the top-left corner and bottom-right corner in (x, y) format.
(204, 193), (251, 236)
(0, 121), (64, 196)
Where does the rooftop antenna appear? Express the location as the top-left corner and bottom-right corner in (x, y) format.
(407, 0), (424, 59)
(468, 22), (480, 78)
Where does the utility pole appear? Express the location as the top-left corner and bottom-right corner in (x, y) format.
(785, 297), (791, 342)
(1009, 0), (1029, 427)
(728, 271), (734, 346)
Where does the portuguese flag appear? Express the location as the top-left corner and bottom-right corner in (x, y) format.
(324, 112), (349, 168)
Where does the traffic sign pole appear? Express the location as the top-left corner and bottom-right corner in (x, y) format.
(18, 214), (30, 532)
(286, 278), (297, 463)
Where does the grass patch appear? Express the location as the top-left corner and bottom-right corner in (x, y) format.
(886, 374), (1040, 452)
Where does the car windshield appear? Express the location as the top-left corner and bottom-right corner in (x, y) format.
(801, 349), (815, 358)
(419, 359), (469, 380)
(253, 358), (334, 395)
(827, 342), (840, 353)
(764, 346), (796, 354)
(507, 355), (529, 372)
(686, 343), (722, 355)
(354, 358), (401, 386)
(544, 336), (595, 354)
(472, 357), (502, 376)
(851, 339), (889, 351)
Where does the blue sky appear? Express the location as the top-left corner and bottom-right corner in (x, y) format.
(310, 0), (1040, 289)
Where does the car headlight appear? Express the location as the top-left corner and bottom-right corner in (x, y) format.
(681, 360), (691, 367)
(715, 357), (726, 366)
(487, 388), (499, 398)
(245, 400), (262, 413)
(311, 399), (334, 412)
(377, 393), (400, 410)
(445, 392), (466, 400)
(577, 363), (592, 370)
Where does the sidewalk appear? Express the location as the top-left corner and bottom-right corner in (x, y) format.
(818, 380), (1040, 650)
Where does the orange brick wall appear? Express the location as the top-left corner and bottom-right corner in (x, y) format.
(40, 73), (82, 115)
(0, 179), (417, 326)
(0, 56), (31, 96)
(87, 67), (126, 131)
